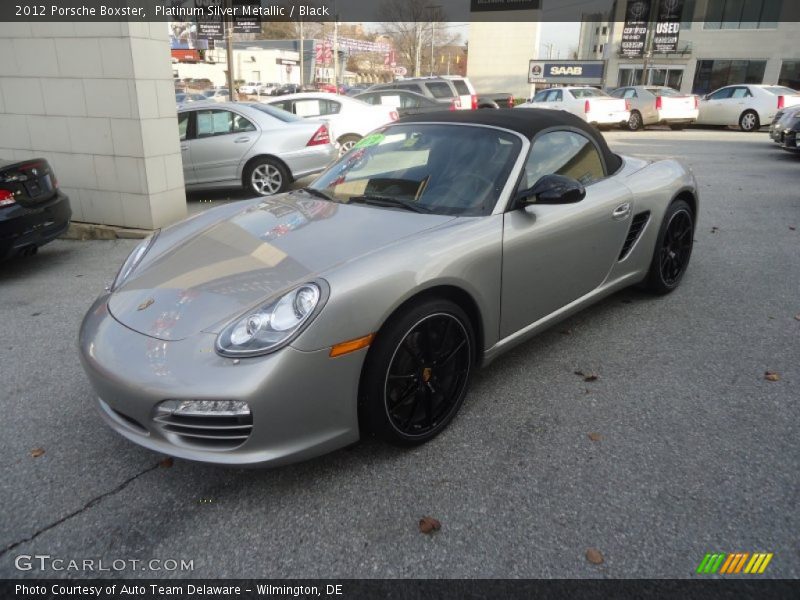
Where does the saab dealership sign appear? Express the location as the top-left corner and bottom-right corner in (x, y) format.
(528, 61), (605, 85)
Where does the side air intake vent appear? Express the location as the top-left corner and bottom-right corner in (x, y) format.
(618, 211), (650, 260)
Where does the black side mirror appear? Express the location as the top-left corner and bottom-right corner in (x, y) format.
(516, 174), (586, 206)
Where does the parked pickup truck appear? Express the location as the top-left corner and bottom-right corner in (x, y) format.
(476, 93), (515, 109)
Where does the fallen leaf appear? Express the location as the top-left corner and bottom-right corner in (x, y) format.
(30, 447), (45, 458)
(794, 313), (800, 321)
(574, 370), (584, 376)
(586, 548), (604, 564)
(159, 457), (174, 468)
(710, 226), (719, 234)
(588, 433), (603, 442)
(419, 516), (441, 534)
(584, 374), (599, 382)
(31, 312), (41, 317)
(764, 371), (780, 382)
(790, 226), (796, 231)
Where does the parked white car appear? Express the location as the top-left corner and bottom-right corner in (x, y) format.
(517, 87), (630, 128)
(696, 84), (800, 131)
(610, 86), (699, 131)
(266, 93), (400, 155)
(238, 81), (262, 95)
(258, 82), (280, 96)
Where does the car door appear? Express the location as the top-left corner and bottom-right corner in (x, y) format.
(726, 86), (754, 124)
(187, 108), (258, 185)
(500, 129), (633, 337)
(177, 110), (195, 185)
(698, 87), (734, 124)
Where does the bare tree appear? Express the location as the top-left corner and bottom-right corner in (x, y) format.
(378, 0), (457, 77)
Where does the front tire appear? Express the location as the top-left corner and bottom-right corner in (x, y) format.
(739, 110), (760, 132)
(644, 199), (694, 295)
(360, 298), (475, 446)
(338, 134), (361, 157)
(245, 157), (289, 196)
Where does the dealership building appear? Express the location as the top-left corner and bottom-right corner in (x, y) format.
(587, 0), (799, 93)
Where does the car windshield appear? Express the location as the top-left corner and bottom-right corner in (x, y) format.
(763, 86), (798, 96)
(309, 124), (522, 217)
(246, 103), (303, 122)
(570, 88), (607, 98)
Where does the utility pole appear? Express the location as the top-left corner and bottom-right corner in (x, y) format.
(414, 22), (421, 77)
(225, 0), (236, 100)
(641, 10), (656, 85)
(333, 3), (339, 88)
(299, 18), (304, 88)
(430, 21), (435, 75)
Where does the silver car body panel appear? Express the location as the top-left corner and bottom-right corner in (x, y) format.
(79, 120), (698, 466)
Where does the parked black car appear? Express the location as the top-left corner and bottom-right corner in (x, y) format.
(769, 107), (800, 153)
(0, 158), (71, 259)
(353, 89), (446, 117)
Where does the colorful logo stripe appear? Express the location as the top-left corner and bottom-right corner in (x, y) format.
(697, 553), (773, 574)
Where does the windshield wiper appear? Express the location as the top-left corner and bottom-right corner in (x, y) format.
(349, 195), (432, 213)
(298, 187), (335, 202)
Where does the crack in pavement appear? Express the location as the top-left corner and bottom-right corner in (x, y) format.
(0, 462), (161, 559)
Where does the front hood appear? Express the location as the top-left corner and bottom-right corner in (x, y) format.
(108, 193), (454, 341)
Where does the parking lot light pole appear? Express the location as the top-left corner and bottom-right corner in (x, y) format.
(226, 0), (236, 100)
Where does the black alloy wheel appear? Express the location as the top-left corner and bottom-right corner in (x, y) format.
(628, 111), (643, 131)
(644, 199), (694, 294)
(361, 299), (474, 445)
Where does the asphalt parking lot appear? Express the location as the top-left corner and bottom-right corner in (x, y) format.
(1, 128), (798, 579)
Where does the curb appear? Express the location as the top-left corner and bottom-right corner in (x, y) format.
(60, 222), (151, 241)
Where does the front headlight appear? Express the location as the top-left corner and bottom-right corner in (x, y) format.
(111, 231), (159, 291)
(216, 283), (324, 357)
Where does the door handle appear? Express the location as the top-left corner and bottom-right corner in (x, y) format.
(612, 202), (631, 220)
(234, 136), (250, 143)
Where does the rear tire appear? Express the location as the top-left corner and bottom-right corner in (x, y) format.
(644, 199), (694, 295)
(739, 110), (760, 132)
(628, 111), (643, 131)
(244, 157), (289, 196)
(360, 298), (475, 446)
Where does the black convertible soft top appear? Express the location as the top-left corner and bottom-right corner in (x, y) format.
(396, 108), (623, 174)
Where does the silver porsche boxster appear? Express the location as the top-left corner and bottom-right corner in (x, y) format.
(79, 109), (698, 467)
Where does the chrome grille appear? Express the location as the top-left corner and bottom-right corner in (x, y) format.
(154, 410), (253, 450)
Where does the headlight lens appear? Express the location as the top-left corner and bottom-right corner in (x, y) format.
(216, 283), (322, 357)
(111, 231), (159, 291)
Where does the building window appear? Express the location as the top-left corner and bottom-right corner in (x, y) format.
(593, 45), (597, 53)
(692, 60), (768, 94)
(595, 27), (600, 35)
(618, 68), (644, 87)
(599, 44), (604, 54)
(680, 0), (696, 31)
(779, 61), (800, 89)
(602, 26), (608, 35)
(703, 0), (782, 30)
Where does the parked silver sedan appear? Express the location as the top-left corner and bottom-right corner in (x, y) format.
(177, 102), (337, 196)
(79, 110), (698, 467)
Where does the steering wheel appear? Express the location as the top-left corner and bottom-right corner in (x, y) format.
(424, 172), (496, 212)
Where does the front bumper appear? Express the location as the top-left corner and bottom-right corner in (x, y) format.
(78, 295), (364, 466)
(0, 190), (71, 259)
(780, 130), (800, 153)
(587, 110), (630, 126)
